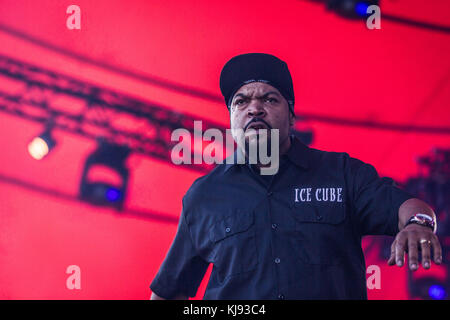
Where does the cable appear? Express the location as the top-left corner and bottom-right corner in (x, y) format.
(298, 112), (450, 135)
(382, 12), (450, 34)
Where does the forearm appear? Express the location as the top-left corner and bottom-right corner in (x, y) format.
(398, 198), (435, 231)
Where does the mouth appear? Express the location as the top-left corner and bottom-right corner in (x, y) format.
(246, 122), (269, 131)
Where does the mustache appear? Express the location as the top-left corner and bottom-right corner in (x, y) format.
(243, 118), (272, 132)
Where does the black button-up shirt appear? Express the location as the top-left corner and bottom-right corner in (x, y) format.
(150, 135), (414, 299)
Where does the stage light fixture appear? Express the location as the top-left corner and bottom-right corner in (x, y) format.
(355, 2), (370, 16)
(428, 285), (447, 300)
(409, 277), (449, 300)
(78, 138), (131, 211)
(326, 0), (379, 19)
(28, 128), (57, 160)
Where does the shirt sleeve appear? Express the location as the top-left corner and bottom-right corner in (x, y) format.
(150, 198), (209, 299)
(347, 156), (416, 236)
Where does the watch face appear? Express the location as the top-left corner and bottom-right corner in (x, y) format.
(416, 213), (433, 222)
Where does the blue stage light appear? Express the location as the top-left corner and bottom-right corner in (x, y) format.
(428, 285), (446, 300)
(325, 0), (379, 20)
(355, 2), (370, 16)
(79, 139), (130, 211)
(106, 187), (121, 202)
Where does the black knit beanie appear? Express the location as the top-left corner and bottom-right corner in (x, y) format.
(219, 53), (295, 116)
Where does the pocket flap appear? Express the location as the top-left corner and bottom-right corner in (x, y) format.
(290, 203), (345, 225)
(210, 210), (254, 242)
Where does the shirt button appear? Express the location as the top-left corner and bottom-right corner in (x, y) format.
(316, 215), (323, 221)
(274, 257), (281, 264)
(278, 294), (285, 300)
(225, 227), (231, 233)
(267, 191), (273, 197)
(271, 223), (278, 229)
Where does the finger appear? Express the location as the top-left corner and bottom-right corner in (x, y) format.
(420, 239), (431, 269)
(388, 241), (396, 265)
(408, 237), (419, 271)
(395, 233), (407, 267)
(430, 235), (443, 265)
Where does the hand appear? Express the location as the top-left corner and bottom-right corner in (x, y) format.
(388, 224), (442, 271)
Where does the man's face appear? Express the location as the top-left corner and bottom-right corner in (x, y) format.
(229, 82), (294, 148)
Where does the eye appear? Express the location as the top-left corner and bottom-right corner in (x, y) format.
(235, 99), (246, 106)
(265, 97), (278, 103)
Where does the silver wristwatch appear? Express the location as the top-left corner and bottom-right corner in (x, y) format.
(404, 213), (436, 233)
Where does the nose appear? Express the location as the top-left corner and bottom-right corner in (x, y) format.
(247, 99), (266, 118)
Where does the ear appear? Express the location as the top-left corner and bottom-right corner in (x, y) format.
(289, 110), (296, 127)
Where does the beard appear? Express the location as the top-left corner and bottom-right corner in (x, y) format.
(242, 128), (274, 165)
(231, 117), (281, 167)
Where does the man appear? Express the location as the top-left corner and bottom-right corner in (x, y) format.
(150, 53), (442, 300)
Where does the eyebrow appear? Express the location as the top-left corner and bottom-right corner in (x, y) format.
(233, 91), (281, 101)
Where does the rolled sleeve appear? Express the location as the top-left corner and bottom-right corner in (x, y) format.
(348, 157), (415, 236)
(150, 199), (209, 299)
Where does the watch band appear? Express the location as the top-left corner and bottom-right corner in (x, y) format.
(404, 213), (436, 233)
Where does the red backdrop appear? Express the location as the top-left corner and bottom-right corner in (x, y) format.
(0, 0), (449, 299)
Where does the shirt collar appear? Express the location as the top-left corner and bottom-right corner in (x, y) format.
(285, 134), (310, 169)
(223, 134), (310, 173)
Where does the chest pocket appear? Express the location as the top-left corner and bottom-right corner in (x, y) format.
(289, 202), (347, 265)
(209, 210), (258, 283)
